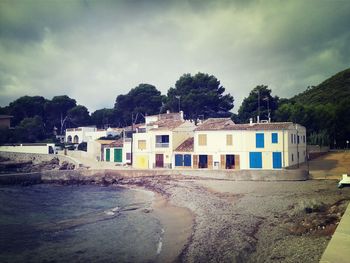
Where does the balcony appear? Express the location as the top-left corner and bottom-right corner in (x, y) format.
(155, 142), (169, 148)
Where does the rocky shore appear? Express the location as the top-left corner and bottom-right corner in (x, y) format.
(1, 157), (350, 262)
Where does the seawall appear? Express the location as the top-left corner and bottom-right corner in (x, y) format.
(0, 167), (308, 185)
(0, 151), (80, 166)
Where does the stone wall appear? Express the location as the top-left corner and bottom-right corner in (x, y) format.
(0, 151), (80, 166)
(0, 165), (308, 185)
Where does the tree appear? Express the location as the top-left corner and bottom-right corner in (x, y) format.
(91, 108), (115, 128)
(14, 116), (46, 143)
(164, 72), (234, 121)
(238, 85), (278, 123)
(67, 105), (91, 127)
(8, 96), (48, 126)
(114, 84), (163, 125)
(45, 95), (77, 134)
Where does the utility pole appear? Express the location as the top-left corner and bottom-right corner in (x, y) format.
(175, 96), (181, 112)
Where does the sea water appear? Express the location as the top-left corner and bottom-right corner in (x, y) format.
(0, 184), (163, 263)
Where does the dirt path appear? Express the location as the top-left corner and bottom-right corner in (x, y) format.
(301, 151), (350, 179)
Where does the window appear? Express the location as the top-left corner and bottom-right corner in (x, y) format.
(303, 135), (306, 143)
(126, 153), (131, 160)
(291, 153), (294, 162)
(226, 134), (233, 146)
(297, 135), (300, 144)
(271, 133), (278, 144)
(156, 135), (169, 148)
(291, 134), (293, 144)
(256, 133), (264, 148)
(198, 134), (207, 146)
(138, 140), (146, 150)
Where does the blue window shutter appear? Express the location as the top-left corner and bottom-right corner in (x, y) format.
(184, 154), (191, 167)
(249, 152), (262, 168)
(256, 133), (264, 148)
(273, 152), (282, 169)
(175, 154), (183, 166)
(272, 133), (278, 143)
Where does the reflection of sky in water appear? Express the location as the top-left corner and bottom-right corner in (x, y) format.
(0, 185), (162, 263)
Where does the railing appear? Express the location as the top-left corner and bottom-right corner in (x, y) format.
(155, 143), (169, 148)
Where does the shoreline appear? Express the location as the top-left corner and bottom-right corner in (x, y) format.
(120, 184), (195, 263)
(1, 170), (350, 262)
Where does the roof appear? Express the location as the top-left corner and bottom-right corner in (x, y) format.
(95, 139), (119, 145)
(107, 138), (124, 147)
(227, 122), (294, 131)
(175, 137), (194, 152)
(0, 115), (13, 119)
(149, 119), (185, 131)
(195, 118), (297, 131)
(195, 118), (235, 131)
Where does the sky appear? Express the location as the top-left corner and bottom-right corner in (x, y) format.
(0, 0), (350, 113)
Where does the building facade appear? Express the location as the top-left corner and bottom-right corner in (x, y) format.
(132, 112), (196, 169)
(171, 118), (307, 170)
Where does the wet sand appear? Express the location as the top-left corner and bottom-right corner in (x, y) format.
(152, 193), (193, 263)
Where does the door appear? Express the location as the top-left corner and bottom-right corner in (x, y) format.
(155, 154), (164, 168)
(220, 155), (226, 169)
(175, 154), (183, 167)
(226, 155), (235, 169)
(114, 148), (122, 162)
(184, 154), (192, 167)
(234, 155), (240, 170)
(273, 152), (282, 169)
(249, 152), (262, 168)
(106, 148), (110, 162)
(199, 155), (208, 168)
(136, 155), (149, 169)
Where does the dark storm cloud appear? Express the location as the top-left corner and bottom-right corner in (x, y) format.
(0, 0), (349, 112)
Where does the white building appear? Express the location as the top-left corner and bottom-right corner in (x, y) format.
(173, 118), (307, 170)
(132, 112), (196, 169)
(65, 127), (121, 144)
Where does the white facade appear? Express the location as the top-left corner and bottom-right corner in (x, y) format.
(103, 139), (132, 165)
(0, 143), (56, 154)
(190, 121), (307, 170)
(65, 127), (122, 144)
(132, 112), (195, 169)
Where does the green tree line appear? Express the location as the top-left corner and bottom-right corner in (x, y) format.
(1, 69), (349, 148)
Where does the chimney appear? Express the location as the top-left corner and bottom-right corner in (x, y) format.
(249, 118), (253, 126)
(257, 115), (260, 123)
(166, 110), (170, 114)
(180, 110), (184, 120)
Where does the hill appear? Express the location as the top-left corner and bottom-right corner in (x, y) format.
(292, 68), (350, 105)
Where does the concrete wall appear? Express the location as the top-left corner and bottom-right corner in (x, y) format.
(0, 143), (55, 154)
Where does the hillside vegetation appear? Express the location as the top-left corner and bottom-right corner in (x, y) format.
(292, 68), (350, 105)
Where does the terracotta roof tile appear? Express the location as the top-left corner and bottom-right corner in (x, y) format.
(175, 137), (194, 152)
(227, 122), (294, 130)
(195, 118), (298, 131)
(149, 120), (185, 131)
(195, 118), (235, 131)
(108, 138), (124, 147)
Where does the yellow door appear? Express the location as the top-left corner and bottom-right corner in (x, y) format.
(135, 155), (149, 169)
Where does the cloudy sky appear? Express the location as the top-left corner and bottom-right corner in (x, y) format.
(0, 0), (349, 113)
